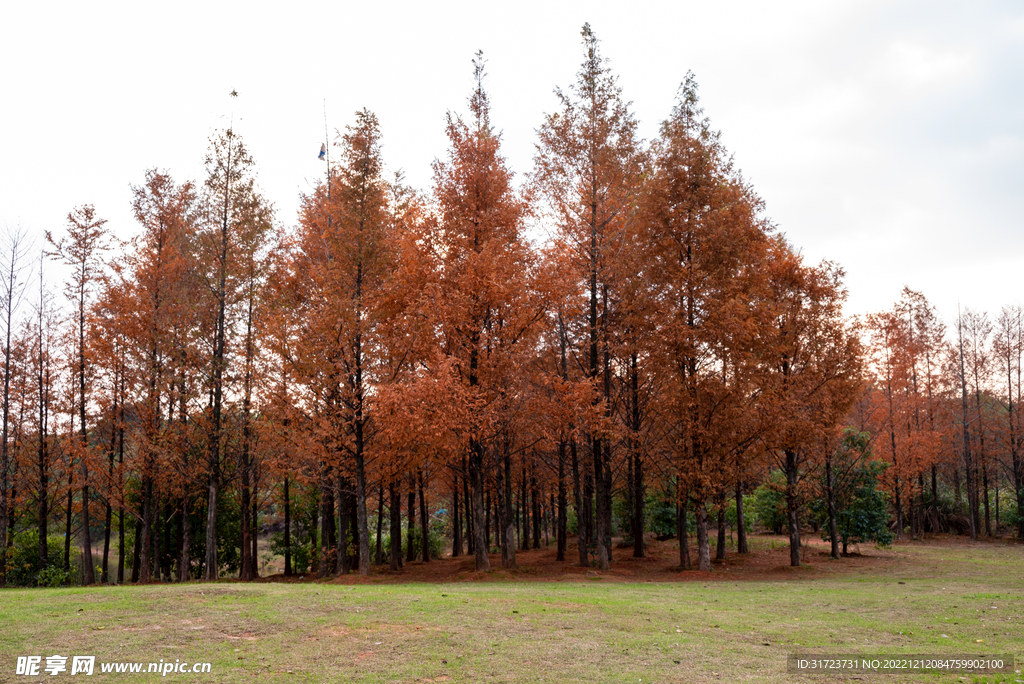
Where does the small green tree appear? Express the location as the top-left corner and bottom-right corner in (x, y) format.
(814, 430), (893, 554)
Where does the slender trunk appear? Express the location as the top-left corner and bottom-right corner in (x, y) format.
(63, 471), (73, 573)
(463, 459), (473, 555)
(785, 448), (801, 567)
(958, 315), (978, 540)
(982, 462), (991, 536)
(319, 477), (334, 577)
(354, 417), (370, 576)
(101, 441), (114, 583)
(571, 439), (587, 567)
(715, 493), (726, 561)
(696, 500), (710, 572)
(240, 452), (252, 580)
(735, 480), (748, 554)
(469, 443), (489, 571)
(175, 499), (183, 581)
(531, 469), (541, 550)
(406, 484), (415, 563)
(826, 454), (839, 559)
(677, 481), (690, 569)
(131, 514), (141, 582)
(418, 469), (429, 562)
(117, 504), (124, 584)
(452, 474), (461, 557)
(374, 481), (384, 565)
(202, 477), (218, 580)
(556, 441), (567, 561)
(283, 476), (292, 576)
(389, 480), (402, 570)
(338, 478), (350, 575)
(179, 496), (191, 582)
(501, 443), (516, 569)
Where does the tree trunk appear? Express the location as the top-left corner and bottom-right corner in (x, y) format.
(501, 444), (517, 569)
(571, 439), (587, 567)
(452, 473), (461, 557)
(531, 470), (541, 550)
(469, 442), (489, 571)
(785, 449), (801, 567)
(131, 515), (141, 582)
(406, 484), (416, 563)
(715, 494), (727, 561)
(557, 441), (567, 561)
(735, 480), (748, 554)
(354, 429), (370, 576)
(826, 455), (839, 559)
(418, 469), (429, 562)
(677, 482), (690, 569)
(374, 482), (384, 566)
(283, 476), (292, 576)
(203, 477), (218, 580)
(179, 496), (191, 582)
(389, 480), (402, 571)
(696, 500), (710, 572)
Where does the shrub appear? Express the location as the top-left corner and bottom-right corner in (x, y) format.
(750, 471), (788, 534)
(4, 529), (78, 587)
(269, 532), (315, 573)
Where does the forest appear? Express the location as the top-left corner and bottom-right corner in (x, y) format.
(1, 27), (1021, 589)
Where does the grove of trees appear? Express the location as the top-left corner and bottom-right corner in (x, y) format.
(1, 27), (1020, 587)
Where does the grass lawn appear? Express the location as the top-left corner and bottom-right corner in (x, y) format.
(1, 538), (1021, 683)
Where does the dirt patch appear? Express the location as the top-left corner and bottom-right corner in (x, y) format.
(253, 534), (934, 585)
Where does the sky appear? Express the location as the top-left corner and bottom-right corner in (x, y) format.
(1, 0), (1021, 325)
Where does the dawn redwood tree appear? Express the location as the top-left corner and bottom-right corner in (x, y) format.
(197, 128), (260, 580)
(993, 304), (1024, 540)
(534, 25), (645, 569)
(760, 242), (863, 567)
(0, 227), (30, 586)
(431, 54), (544, 571)
(46, 205), (111, 585)
(645, 74), (770, 571)
(291, 110), (394, 576)
(896, 287), (945, 535)
(123, 169), (197, 582)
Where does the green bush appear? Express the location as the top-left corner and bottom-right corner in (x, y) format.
(812, 429), (893, 552)
(4, 530), (78, 587)
(269, 531), (315, 573)
(750, 471), (788, 534)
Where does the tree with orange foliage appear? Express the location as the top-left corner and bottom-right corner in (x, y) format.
(896, 288), (946, 535)
(760, 242), (863, 567)
(287, 109), (399, 576)
(0, 227), (31, 586)
(534, 25), (645, 569)
(426, 53), (544, 571)
(993, 304), (1024, 540)
(121, 169), (198, 582)
(46, 205), (111, 585)
(645, 74), (772, 571)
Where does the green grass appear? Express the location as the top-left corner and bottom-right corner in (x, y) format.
(1, 542), (1021, 683)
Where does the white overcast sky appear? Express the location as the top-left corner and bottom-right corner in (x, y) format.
(1, 0), (1021, 324)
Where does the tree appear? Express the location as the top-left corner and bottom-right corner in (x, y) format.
(645, 74), (770, 571)
(429, 53), (543, 571)
(289, 109), (394, 576)
(0, 226), (31, 586)
(993, 304), (1024, 540)
(760, 243), (863, 567)
(534, 25), (645, 569)
(815, 428), (893, 555)
(46, 205), (111, 585)
(197, 128), (260, 580)
(123, 169), (198, 582)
